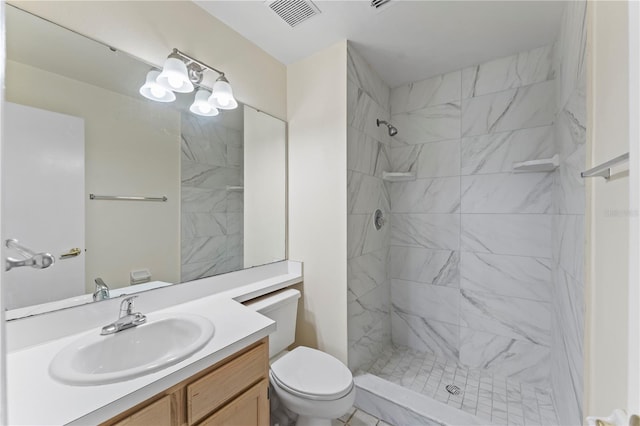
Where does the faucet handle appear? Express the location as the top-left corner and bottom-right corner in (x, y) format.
(119, 296), (138, 316)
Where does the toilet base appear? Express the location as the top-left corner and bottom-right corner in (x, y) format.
(295, 415), (332, 426)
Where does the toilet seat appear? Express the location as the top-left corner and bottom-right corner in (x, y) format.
(270, 346), (354, 401)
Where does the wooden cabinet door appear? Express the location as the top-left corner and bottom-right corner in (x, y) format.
(199, 379), (269, 426)
(187, 342), (267, 425)
(113, 395), (174, 426)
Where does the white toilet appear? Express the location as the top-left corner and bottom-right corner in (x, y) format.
(246, 289), (355, 426)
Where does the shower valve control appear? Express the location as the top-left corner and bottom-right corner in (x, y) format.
(374, 209), (385, 230)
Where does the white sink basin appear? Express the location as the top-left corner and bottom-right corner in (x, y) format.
(49, 314), (215, 385)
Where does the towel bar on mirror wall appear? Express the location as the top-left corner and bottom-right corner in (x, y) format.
(5, 239), (55, 272)
(581, 152), (629, 180)
(89, 194), (168, 202)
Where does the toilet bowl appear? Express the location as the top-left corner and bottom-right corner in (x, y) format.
(246, 289), (355, 426)
(270, 346), (356, 426)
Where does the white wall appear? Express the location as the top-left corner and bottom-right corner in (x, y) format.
(287, 40), (348, 363)
(6, 61), (181, 292)
(586, 0), (630, 417)
(0, 2), (7, 422)
(243, 105), (286, 268)
(9, 0), (286, 121)
(628, 0), (640, 414)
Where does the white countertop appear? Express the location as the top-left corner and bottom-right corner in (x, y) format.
(6, 261), (303, 425)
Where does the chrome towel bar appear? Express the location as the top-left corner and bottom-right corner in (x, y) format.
(89, 194), (168, 202)
(581, 152), (629, 180)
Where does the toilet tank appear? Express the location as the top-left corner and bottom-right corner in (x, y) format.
(245, 289), (301, 359)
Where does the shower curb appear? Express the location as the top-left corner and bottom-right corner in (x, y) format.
(354, 374), (486, 426)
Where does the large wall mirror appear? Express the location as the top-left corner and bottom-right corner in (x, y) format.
(3, 5), (287, 319)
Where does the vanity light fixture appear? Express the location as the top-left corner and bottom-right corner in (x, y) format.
(209, 75), (238, 110)
(139, 48), (238, 115)
(190, 89), (219, 117)
(157, 52), (195, 93)
(139, 70), (177, 102)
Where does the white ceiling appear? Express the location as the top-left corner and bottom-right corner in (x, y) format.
(195, 0), (566, 88)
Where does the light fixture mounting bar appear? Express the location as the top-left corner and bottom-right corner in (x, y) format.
(172, 48), (225, 77)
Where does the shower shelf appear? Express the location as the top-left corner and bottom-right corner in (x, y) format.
(382, 171), (416, 182)
(512, 154), (559, 173)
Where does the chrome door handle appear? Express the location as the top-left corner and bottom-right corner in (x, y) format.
(60, 248), (81, 259)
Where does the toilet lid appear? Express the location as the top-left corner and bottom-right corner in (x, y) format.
(270, 346), (353, 399)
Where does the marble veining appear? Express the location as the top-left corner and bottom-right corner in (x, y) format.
(550, 3), (586, 424)
(391, 279), (460, 325)
(391, 71), (461, 114)
(461, 45), (555, 99)
(181, 235), (227, 266)
(180, 111), (243, 281)
(391, 214), (460, 250)
(460, 289), (551, 346)
(348, 248), (388, 301)
(460, 126), (555, 175)
(348, 43), (390, 109)
(461, 214), (551, 258)
(391, 310), (459, 359)
(388, 178), (461, 213)
(349, 84), (391, 144)
(349, 284), (390, 342)
(391, 103), (461, 146)
(348, 126), (390, 178)
(350, 317), (391, 372)
(181, 187), (227, 213)
(348, 171), (390, 214)
(349, 213), (389, 259)
(181, 213), (226, 240)
(389, 246), (459, 287)
(460, 252), (551, 302)
(349, 36), (584, 423)
(461, 172), (553, 214)
(553, 214), (584, 282)
(181, 160), (242, 188)
(347, 46), (392, 373)
(390, 140), (460, 178)
(461, 80), (556, 137)
(557, 0), (587, 108)
(459, 327), (551, 386)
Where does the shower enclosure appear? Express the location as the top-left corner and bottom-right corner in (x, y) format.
(346, 2), (586, 425)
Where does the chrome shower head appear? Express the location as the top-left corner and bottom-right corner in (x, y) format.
(376, 119), (398, 137)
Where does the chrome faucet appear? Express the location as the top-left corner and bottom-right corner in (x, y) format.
(100, 296), (147, 335)
(93, 278), (110, 301)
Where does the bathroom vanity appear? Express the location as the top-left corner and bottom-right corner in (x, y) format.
(103, 338), (269, 426)
(6, 262), (302, 425)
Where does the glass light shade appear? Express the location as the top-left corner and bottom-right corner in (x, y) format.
(157, 57), (194, 93)
(189, 89), (219, 117)
(139, 70), (176, 102)
(208, 78), (238, 110)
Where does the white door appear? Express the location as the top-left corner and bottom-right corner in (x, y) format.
(3, 102), (85, 310)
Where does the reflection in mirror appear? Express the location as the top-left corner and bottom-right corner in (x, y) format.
(3, 5), (286, 319)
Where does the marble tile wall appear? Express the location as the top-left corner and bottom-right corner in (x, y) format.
(347, 43), (393, 372)
(181, 113), (244, 282)
(387, 43), (557, 387)
(550, 1), (586, 425)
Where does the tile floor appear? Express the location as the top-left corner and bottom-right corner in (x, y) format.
(365, 345), (559, 426)
(335, 407), (390, 426)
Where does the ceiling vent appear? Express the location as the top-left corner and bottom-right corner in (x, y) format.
(370, 0), (395, 13)
(267, 0), (321, 28)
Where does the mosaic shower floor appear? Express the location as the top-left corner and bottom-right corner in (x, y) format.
(365, 345), (559, 426)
